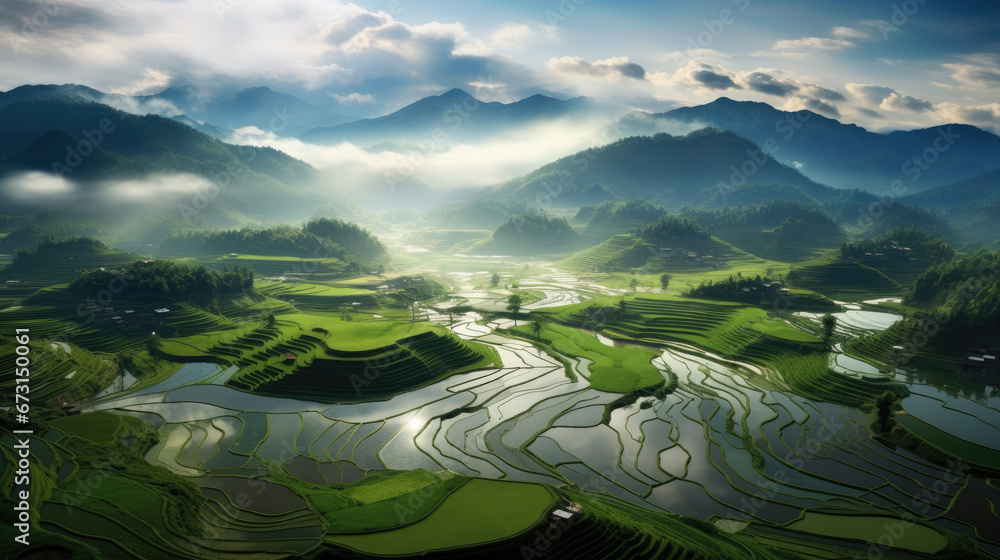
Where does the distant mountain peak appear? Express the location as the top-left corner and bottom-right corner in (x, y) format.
(234, 86), (275, 97)
(438, 88), (476, 101)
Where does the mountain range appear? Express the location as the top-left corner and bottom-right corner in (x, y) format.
(297, 88), (624, 147)
(478, 127), (838, 208)
(0, 96), (320, 221)
(0, 83), (998, 241)
(621, 97), (1000, 192)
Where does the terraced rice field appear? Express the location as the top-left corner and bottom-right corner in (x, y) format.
(184, 253), (351, 281)
(788, 258), (902, 300)
(9, 256), (998, 559)
(327, 479), (554, 555)
(64, 278), (1000, 558)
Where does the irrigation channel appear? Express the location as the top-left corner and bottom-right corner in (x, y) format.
(78, 271), (1000, 555)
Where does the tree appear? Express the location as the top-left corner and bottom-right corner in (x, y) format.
(659, 273), (672, 292)
(507, 293), (523, 325)
(821, 314), (837, 349)
(618, 298), (627, 312)
(530, 319), (543, 339)
(874, 390), (898, 432)
(266, 312), (275, 326)
(490, 273), (501, 288)
(147, 332), (161, 355)
(116, 351), (135, 376)
(629, 277), (638, 294)
(396, 291), (417, 322)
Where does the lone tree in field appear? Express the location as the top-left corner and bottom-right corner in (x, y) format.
(396, 291), (418, 322)
(629, 277), (638, 294)
(507, 293), (523, 325)
(821, 314), (837, 349)
(874, 390), (898, 432)
(659, 273), (672, 292)
(147, 332), (161, 355)
(490, 272), (501, 288)
(530, 319), (543, 339)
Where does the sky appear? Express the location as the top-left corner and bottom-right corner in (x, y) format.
(1, 0), (999, 133)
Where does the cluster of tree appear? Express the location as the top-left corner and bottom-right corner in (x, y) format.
(1, 220), (105, 248)
(854, 202), (956, 239)
(7, 236), (110, 268)
(601, 378), (675, 425)
(633, 214), (711, 245)
(577, 197), (667, 236)
(688, 198), (841, 240)
(386, 275), (447, 304)
(906, 250), (1000, 327)
(840, 226), (955, 263)
(160, 225), (345, 258)
(302, 218), (387, 258)
(685, 273), (782, 299)
(69, 260), (255, 302)
(159, 218), (385, 261)
(493, 212), (577, 241)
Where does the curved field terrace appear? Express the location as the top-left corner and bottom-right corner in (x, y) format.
(25, 259), (992, 560)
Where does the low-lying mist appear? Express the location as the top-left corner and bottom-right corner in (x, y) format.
(227, 115), (705, 196)
(1, 171), (218, 214)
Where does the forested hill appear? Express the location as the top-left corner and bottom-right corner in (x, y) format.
(577, 198), (667, 237)
(478, 128), (836, 208)
(159, 218), (387, 260)
(907, 251), (1000, 327)
(684, 198), (843, 260)
(70, 260), (255, 303)
(0, 96), (319, 216)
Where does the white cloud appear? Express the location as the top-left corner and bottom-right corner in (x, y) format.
(846, 83), (931, 112)
(880, 92), (933, 112)
(933, 102), (1000, 132)
(942, 54), (1000, 90)
(831, 26), (869, 40)
(737, 69), (800, 96)
(103, 173), (215, 201)
(672, 61), (740, 91)
(1, 172), (74, 201)
(111, 66), (173, 96)
(771, 37), (855, 52)
(846, 83), (898, 105)
(330, 92), (374, 104)
(101, 96), (184, 117)
(492, 24), (533, 49)
(227, 114), (637, 192)
(547, 56), (646, 81)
